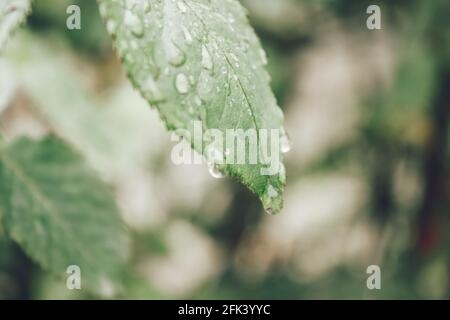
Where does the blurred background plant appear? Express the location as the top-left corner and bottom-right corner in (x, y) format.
(0, 0), (449, 299)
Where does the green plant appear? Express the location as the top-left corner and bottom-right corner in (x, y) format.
(0, 0), (287, 294)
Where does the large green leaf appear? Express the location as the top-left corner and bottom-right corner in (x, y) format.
(99, 0), (287, 213)
(0, 0), (31, 51)
(0, 137), (129, 294)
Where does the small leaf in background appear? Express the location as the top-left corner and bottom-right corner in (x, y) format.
(0, 137), (129, 295)
(0, 0), (31, 51)
(99, 0), (288, 214)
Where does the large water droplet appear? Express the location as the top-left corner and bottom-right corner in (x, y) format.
(208, 161), (224, 179)
(142, 76), (165, 103)
(167, 42), (186, 67)
(175, 73), (189, 94)
(280, 131), (292, 154)
(124, 11), (144, 38)
(201, 45), (213, 70)
(267, 184), (279, 198)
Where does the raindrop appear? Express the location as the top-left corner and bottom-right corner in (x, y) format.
(175, 73), (190, 94)
(208, 161), (224, 179)
(280, 131), (292, 154)
(124, 11), (144, 38)
(267, 184), (279, 198)
(201, 45), (213, 70)
(167, 43), (186, 67)
(142, 76), (165, 103)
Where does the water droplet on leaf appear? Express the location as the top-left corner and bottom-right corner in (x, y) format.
(124, 11), (144, 38)
(280, 131), (291, 154)
(175, 73), (190, 94)
(208, 161), (224, 179)
(267, 184), (279, 198)
(201, 45), (213, 70)
(142, 76), (165, 103)
(167, 42), (186, 67)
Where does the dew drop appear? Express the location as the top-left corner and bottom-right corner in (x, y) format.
(201, 45), (213, 70)
(267, 184), (279, 198)
(208, 161), (224, 179)
(142, 76), (165, 103)
(167, 42), (186, 67)
(175, 73), (190, 94)
(124, 11), (144, 38)
(280, 131), (292, 154)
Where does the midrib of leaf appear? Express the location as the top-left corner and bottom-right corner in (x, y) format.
(0, 152), (98, 268)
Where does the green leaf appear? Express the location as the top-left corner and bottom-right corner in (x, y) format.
(0, 137), (129, 294)
(0, 0), (31, 52)
(99, 0), (287, 213)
